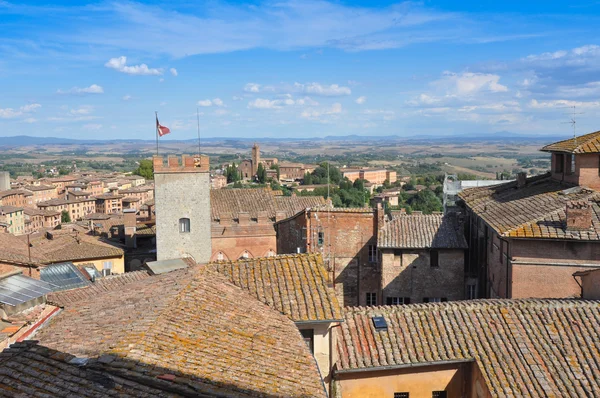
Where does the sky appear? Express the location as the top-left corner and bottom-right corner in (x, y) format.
(2, 1), (600, 140)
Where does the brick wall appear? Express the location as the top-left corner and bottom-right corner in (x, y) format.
(211, 223), (276, 261)
(575, 153), (600, 190)
(380, 249), (465, 303)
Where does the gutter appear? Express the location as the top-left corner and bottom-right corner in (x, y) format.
(333, 358), (474, 376)
(16, 306), (61, 342)
(294, 319), (344, 325)
(511, 260), (600, 268)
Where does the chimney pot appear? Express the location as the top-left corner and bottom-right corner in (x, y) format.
(566, 199), (592, 231)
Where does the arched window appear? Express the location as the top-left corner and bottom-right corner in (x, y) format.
(217, 252), (224, 261)
(179, 218), (190, 233)
(267, 249), (275, 257)
(241, 251), (249, 259)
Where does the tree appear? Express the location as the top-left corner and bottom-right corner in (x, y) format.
(58, 167), (69, 176)
(61, 210), (71, 223)
(134, 159), (154, 180)
(407, 190), (443, 214)
(303, 172), (313, 185)
(225, 163), (240, 183)
(257, 163), (267, 184)
(270, 164), (280, 180)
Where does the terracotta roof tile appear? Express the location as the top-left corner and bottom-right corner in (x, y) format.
(336, 300), (600, 397)
(33, 265), (326, 397)
(541, 130), (600, 154)
(378, 214), (468, 249)
(209, 253), (343, 322)
(459, 174), (600, 240)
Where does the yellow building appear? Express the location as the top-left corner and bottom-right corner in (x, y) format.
(0, 206), (25, 235)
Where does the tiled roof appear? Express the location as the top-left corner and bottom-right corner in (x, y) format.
(34, 266), (326, 397)
(30, 233), (124, 263)
(541, 130), (600, 153)
(23, 184), (56, 191)
(274, 195), (326, 218)
(209, 253), (343, 322)
(459, 174), (600, 240)
(336, 300), (600, 397)
(378, 214), (467, 249)
(0, 341), (173, 397)
(210, 188), (325, 221)
(47, 270), (151, 307)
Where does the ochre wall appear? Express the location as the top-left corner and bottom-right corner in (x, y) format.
(336, 363), (468, 398)
(73, 256), (125, 275)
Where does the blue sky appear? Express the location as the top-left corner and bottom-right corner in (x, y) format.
(2, 0), (600, 140)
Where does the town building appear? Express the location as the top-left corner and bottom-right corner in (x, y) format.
(37, 198), (96, 221)
(208, 253), (342, 387)
(94, 193), (124, 214)
(2, 263), (327, 397)
(377, 213), (468, 304)
(343, 168), (397, 185)
(276, 205), (384, 306)
(459, 130), (600, 299)
(334, 300), (600, 397)
(154, 155), (212, 263)
(118, 186), (154, 203)
(0, 206), (25, 235)
(210, 188), (325, 261)
(443, 173), (510, 213)
(574, 268), (600, 299)
(210, 174), (228, 189)
(238, 143), (311, 181)
(23, 184), (58, 204)
(0, 189), (32, 207)
(0, 172), (9, 191)
(23, 208), (61, 233)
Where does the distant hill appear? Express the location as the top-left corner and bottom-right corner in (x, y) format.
(0, 132), (571, 147)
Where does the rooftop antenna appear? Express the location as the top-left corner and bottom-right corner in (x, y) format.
(562, 105), (583, 146)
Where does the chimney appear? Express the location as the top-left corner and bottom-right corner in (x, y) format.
(219, 212), (232, 227)
(517, 172), (527, 188)
(238, 212), (250, 225)
(566, 200), (592, 231)
(376, 203), (385, 229)
(124, 209), (137, 248)
(275, 210), (287, 222)
(257, 210), (269, 224)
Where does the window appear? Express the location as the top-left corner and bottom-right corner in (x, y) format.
(432, 392), (447, 398)
(386, 297), (410, 305)
(423, 297), (447, 303)
(467, 284), (477, 300)
(366, 292), (377, 306)
(241, 251), (249, 259)
(317, 232), (324, 246)
(300, 329), (314, 353)
(568, 154), (575, 175)
(368, 244), (377, 263)
(217, 252), (224, 261)
(394, 393), (409, 398)
(555, 154), (564, 173)
(179, 217), (190, 233)
(102, 261), (112, 276)
(430, 250), (439, 267)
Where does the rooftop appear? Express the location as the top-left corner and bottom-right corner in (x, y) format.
(459, 174), (600, 240)
(23, 184), (56, 192)
(378, 213), (468, 249)
(208, 253), (343, 322)
(336, 299), (600, 396)
(541, 130), (600, 154)
(30, 265), (326, 397)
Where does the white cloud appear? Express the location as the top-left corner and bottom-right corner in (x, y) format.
(122, 95), (132, 101)
(355, 96), (367, 104)
(295, 82), (351, 96)
(169, 68), (178, 76)
(232, 96), (244, 101)
(433, 72), (508, 96)
(363, 109), (396, 120)
(105, 56), (162, 75)
(24, 118), (37, 123)
(70, 105), (93, 115)
(0, 103), (42, 119)
(83, 123), (102, 130)
(248, 98), (282, 109)
(57, 84), (104, 95)
(529, 99), (600, 109)
(301, 103), (343, 119)
(244, 83), (261, 93)
(198, 98), (224, 107)
(296, 97), (319, 106)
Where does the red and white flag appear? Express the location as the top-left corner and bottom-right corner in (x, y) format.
(156, 116), (171, 137)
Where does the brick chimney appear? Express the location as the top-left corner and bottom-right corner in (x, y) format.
(124, 209), (137, 248)
(257, 210), (269, 224)
(566, 200), (592, 231)
(238, 212), (250, 225)
(376, 203), (385, 229)
(517, 172), (527, 188)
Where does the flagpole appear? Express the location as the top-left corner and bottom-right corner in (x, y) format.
(196, 107), (201, 157)
(155, 111), (159, 156)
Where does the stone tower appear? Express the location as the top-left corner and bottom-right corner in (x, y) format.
(251, 143), (260, 176)
(0, 172), (9, 191)
(154, 155), (211, 263)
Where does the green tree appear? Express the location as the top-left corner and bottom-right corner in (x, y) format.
(226, 163), (240, 183)
(270, 164), (280, 180)
(61, 210), (71, 223)
(58, 167), (69, 176)
(303, 172), (313, 185)
(257, 163), (267, 184)
(134, 159), (154, 180)
(407, 190), (443, 214)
